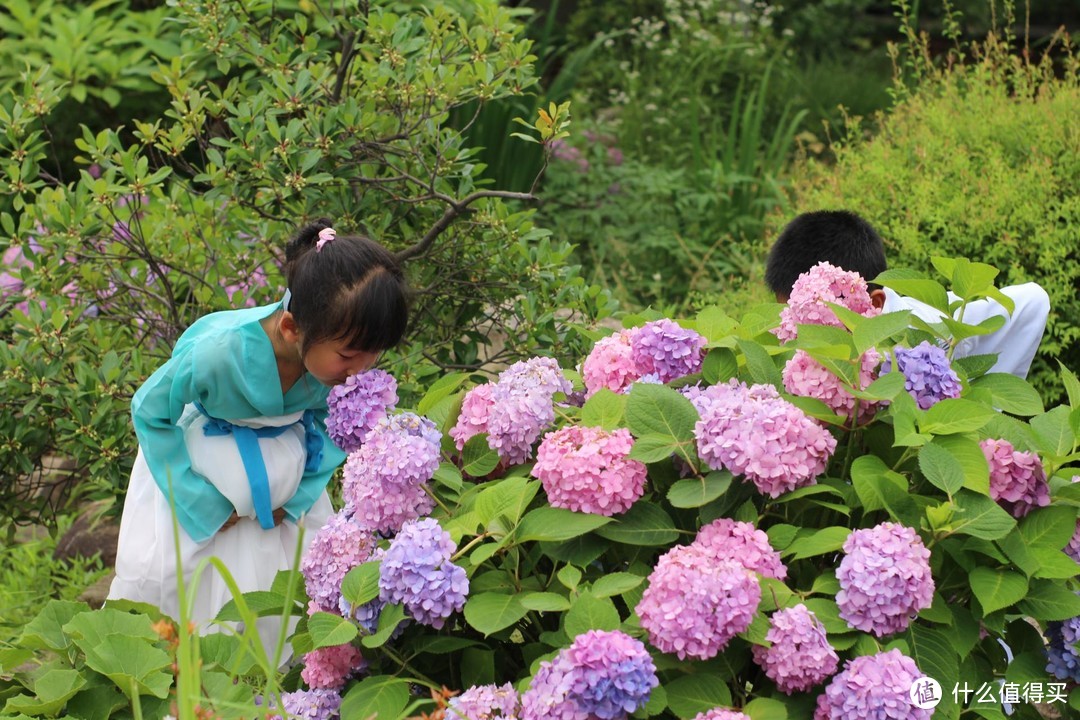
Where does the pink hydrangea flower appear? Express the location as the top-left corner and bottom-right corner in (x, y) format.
(981, 438), (1051, 518)
(693, 518), (787, 580)
(814, 649), (931, 720)
(692, 710), (750, 720)
(752, 604), (839, 693)
(695, 380), (837, 497)
(836, 523), (934, 637)
(775, 262), (880, 342)
(582, 329), (640, 397)
(532, 425), (647, 516)
(301, 510), (377, 613)
(782, 348), (882, 424)
(636, 545), (760, 660)
(447, 683), (519, 719)
(450, 383), (496, 451)
(300, 643), (366, 690)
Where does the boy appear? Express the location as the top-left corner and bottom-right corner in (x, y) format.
(764, 210), (1050, 379)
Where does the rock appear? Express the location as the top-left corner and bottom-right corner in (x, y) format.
(78, 571), (115, 610)
(53, 499), (120, 567)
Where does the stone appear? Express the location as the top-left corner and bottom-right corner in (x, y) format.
(53, 499), (120, 567)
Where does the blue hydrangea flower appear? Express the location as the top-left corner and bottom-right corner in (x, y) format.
(378, 518), (468, 629)
(1047, 616), (1080, 682)
(280, 688), (342, 720)
(885, 341), (962, 410)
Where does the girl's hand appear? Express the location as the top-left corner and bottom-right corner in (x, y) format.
(220, 507), (288, 530)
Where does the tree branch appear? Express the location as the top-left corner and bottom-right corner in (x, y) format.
(394, 189), (536, 263)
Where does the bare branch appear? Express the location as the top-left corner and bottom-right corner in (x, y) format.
(394, 189), (536, 263)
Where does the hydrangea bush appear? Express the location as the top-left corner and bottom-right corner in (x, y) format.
(8, 257), (1080, 720)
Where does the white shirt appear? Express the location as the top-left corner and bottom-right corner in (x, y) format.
(882, 283), (1049, 379)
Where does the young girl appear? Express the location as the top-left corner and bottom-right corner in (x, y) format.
(108, 219), (409, 648)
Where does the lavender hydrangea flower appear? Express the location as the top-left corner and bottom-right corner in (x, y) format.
(836, 523), (934, 637)
(636, 545), (760, 660)
(693, 518), (787, 580)
(280, 688), (342, 720)
(981, 438), (1051, 518)
(447, 683), (519, 720)
(814, 649), (931, 720)
(343, 412), (441, 534)
(301, 510), (377, 613)
(629, 319), (706, 383)
(325, 369), (398, 452)
(1046, 615), (1080, 682)
(520, 630), (657, 720)
(1067, 477), (1080, 564)
(886, 341), (962, 410)
(692, 711), (750, 720)
(379, 518), (468, 629)
(485, 357), (573, 465)
(752, 604), (839, 694)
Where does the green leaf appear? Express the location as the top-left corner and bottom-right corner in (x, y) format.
(594, 502), (679, 546)
(625, 383), (699, 443)
(1030, 547), (1080, 579)
(361, 604), (407, 648)
(3, 669), (86, 716)
(81, 634), (172, 700)
(462, 433), (500, 477)
(919, 399), (997, 435)
(477, 477), (538, 527)
(789, 527), (851, 559)
(463, 593), (529, 636)
(340, 675), (410, 720)
(564, 592), (620, 638)
(919, 441), (966, 495)
(876, 270), (949, 311)
(341, 561), (381, 608)
(1060, 362), (1080, 408)
(970, 374), (1043, 416)
(308, 611), (359, 649)
(558, 566), (583, 590)
(968, 568), (1028, 615)
(519, 592), (570, 612)
(853, 309), (913, 354)
(1019, 506), (1077, 549)
(417, 372), (469, 415)
(901, 624), (961, 719)
(702, 347), (738, 384)
(628, 433), (685, 463)
(63, 608), (159, 651)
(591, 573), (644, 599)
(1018, 581), (1080, 620)
(215, 591), (297, 621)
(737, 338), (783, 387)
(667, 471), (732, 508)
(516, 507), (611, 543)
(665, 673), (733, 717)
(851, 455), (917, 521)
(744, 697), (789, 720)
(581, 388), (628, 430)
(19, 600), (87, 651)
(950, 491), (1017, 540)
(932, 435), (990, 493)
(1030, 406), (1076, 456)
(696, 306), (738, 342)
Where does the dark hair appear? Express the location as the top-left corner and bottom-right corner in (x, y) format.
(284, 218), (409, 354)
(764, 210), (888, 297)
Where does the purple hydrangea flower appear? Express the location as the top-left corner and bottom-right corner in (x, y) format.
(629, 319), (706, 383)
(447, 683), (519, 719)
(814, 649), (931, 720)
(325, 369), (398, 452)
(343, 412), (441, 534)
(485, 357), (573, 465)
(379, 518), (468, 629)
(693, 518), (787, 580)
(1067, 477), (1080, 564)
(692, 711), (750, 720)
(520, 630), (657, 720)
(301, 510), (377, 613)
(636, 545), (760, 660)
(981, 438), (1051, 518)
(886, 341), (962, 410)
(280, 688), (342, 720)
(835, 523), (934, 637)
(752, 604), (839, 693)
(1046, 615), (1080, 682)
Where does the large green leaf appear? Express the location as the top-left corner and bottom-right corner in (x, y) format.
(1030, 406), (1076, 456)
(919, 441), (966, 496)
(625, 383), (699, 443)
(361, 604), (407, 648)
(949, 491), (1017, 541)
(591, 573), (645, 599)
(968, 568), (1028, 615)
(308, 611), (359, 649)
(667, 471), (732, 508)
(519, 592), (571, 612)
(463, 593), (529, 636)
(417, 372), (469, 415)
(2, 669), (85, 717)
(581, 388), (628, 430)
(665, 673), (733, 717)
(788, 527), (851, 560)
(876, 271), (949, 311)
(462, 433), (500, 477)
(341, 561), (381, 608)
(899, 624), (961, 720)
(744, 697), (789, 720)
(64, 608), (159, 654)
(970, 373), (1043, 416)
(215, 591), (298, 621)
(18, 600), (87, 652)
(476, 477), (538, 527)
(1018, 581), (1080, 620)
(932, 435), (990, 493)
(594, 503), (679, 546)
(702, 347), (738, 384)
(850, 456), (916, 521)
(919, 399), (997, 435)
(340, 675), (410, 720)
(564, 592), (620, 638)
(80, 634), (172, 700)
(696, 306), (738, 342)
(516, 507), (611, 543)
(853, 309), (913, 354)
(1019, 506), (1077, 549)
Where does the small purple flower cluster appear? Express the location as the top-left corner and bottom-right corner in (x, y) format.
(450, 357), (572, 465)
(691, 710), (750, 720)
(343, 412), (441, 534)
(531, 425), (647, 516)
(694, 518), (787, 580)
(752, 604), (839, 693)
(581, 320), (706, 397)
(835, 522), (934, 637)
(325, 370), (399, 452)
(782, 348), (882, 424)
(378, 518), (468, 629)
(447, 683), (519, 720)
(1067, 477), (1080, 564)
(886, 341), (962, 410)
(279, 688), (342, 720)
(300, 643), (365, 690)
(694, 380), (837, 497)
(636, 544), (760, 660)
(1046, 615), (1080, 682)
(775, 262), (880, 342)
(301, 510), (377, 613)
(813, 649), (931, 720)
(520, 630), (657, 720)
(981, 438), (1051, 518)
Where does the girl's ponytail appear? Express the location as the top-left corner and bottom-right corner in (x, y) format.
(285, 217), (334, 267)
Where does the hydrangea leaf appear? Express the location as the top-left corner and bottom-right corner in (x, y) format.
(594, 503), (678, 546)
(80, 634), (171, 700)
(516, 507), (611, 543)
(970, 373), (1043, 416)
(564, 592), (620, 637)
(667, 471), (732, 508)
(969, 567), (1028, 615)
(625, 383), (698, 444)
(664, 673), (733, 717)
(580, 388), (627, 430)
(308, 612), (359, 650)
(463, 593), (528, 636)
(340, 676), (410, 720)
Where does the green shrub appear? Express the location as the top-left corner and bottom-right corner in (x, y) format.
(782, 31), (1080, 397)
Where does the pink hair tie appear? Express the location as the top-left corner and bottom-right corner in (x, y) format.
(315, 227), (336, 252)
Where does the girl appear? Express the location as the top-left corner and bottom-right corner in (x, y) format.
(108, 219), (409, 649)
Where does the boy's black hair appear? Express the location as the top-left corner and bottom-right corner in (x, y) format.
(764, 210), (888, 297)
(284, 218), (410, 355)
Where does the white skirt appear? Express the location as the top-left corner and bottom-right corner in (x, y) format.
(108, 405), (332, 658)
